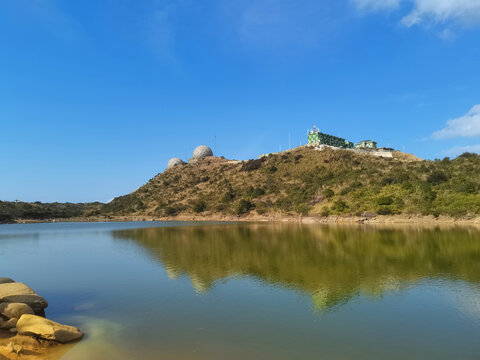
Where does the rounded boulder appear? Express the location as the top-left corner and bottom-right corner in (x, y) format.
(0, 302), (34, 320)
(0, 283), (48, 314)
(17, 314), (83, 344)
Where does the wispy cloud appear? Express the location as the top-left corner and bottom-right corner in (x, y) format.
(220, 0), (344, 51)
(351, 0), (401, 12)
(444, 143), (480, 156)
(145, 3), (177, 61)
(432, 105), (480, 139)
(352, 0), (480, 31)
(2, 0), (85, 42)
(402, 0), (480, 27)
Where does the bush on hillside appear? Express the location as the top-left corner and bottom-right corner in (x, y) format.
(323, 189), (335, 198)
(458, 152), (477, 159)
(295, 203), (311, 215)
(377, 196), (394, 206)
(164, 206), (179, 216)
(241, 158), (265, 172)
(427, 171), (448, 185)
(193, 200), (207, 213)
(235, 199), (255, 215)
(332, 200), (348, 213)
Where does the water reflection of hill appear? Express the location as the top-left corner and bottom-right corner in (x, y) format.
(112, 224), (480, 311)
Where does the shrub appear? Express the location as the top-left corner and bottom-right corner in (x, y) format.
(295, 204), (311, 215)
(323, 189), (335, 198)
(455, 180), (477, 194)
(0, 214), (14, 223)
(332, 200), (348, 213)
(241, 158), (265, 171)
(266, 165), (278, 174)
(193, 200), (206, 213)
(377, 196), (394, 206)
(246, 186), (265, 198)
(427, 171), (448, 185)
(377, 206), (393, 215)
(235, 199), (255, 215)
(222, 191), (235, 203)
(256, 205), (267, 215)
(164, 206), (178, 216)
(381, 177), (394, 186)
(458, 152), (477, 159)
(320, 208), (331, 217)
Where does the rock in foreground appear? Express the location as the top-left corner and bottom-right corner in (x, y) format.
(0, 278), (14, 285)
(0, 283), (48, 314)
(17, 315), (83, 344)
(0, 303), (34, 321)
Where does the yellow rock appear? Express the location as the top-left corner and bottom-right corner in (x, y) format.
(0, 283), (48, 313)
(16, 315), (83, 344)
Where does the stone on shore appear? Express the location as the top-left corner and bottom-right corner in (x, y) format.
(0, 303), (34, 320)
(0, 318), (17, 330)
(0, 278), (14, 285)
(17, 315), (83, 344)
(0, 283), (48, 314)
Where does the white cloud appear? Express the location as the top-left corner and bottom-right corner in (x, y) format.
(353, 0), (480, 28)
(351, 0), (401, 12)
(402, 0), (480, 27)
(432, 105), (480, 139)
(444, 144), (480, 157)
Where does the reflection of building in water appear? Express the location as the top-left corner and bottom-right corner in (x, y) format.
(112, 225), (480, 313)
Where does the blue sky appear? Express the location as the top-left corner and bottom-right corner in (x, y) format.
(1, 0), (480, 203)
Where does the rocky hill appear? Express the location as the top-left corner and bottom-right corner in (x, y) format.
(102, 147), (480, 219)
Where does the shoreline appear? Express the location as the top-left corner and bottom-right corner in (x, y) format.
(6, 214), (480, 227)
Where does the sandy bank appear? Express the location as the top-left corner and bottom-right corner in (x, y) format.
(10, 214), (480, 228)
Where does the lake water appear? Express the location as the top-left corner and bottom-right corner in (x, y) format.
(1, 222), (479, 359)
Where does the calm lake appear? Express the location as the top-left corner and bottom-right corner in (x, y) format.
(1, 222), (479, 359)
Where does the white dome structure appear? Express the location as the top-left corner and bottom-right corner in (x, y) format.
(167, 157), (185, 169)
(192, 145), (213, 159)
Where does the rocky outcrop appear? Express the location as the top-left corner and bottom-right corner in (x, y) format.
(17, 315), (83, 344)
(0, 283), (48, 315)
(0, 278), (83, 359)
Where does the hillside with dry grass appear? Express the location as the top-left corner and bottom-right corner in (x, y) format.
(102, 147), (480, 219)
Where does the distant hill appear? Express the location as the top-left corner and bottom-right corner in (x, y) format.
(102, 147), (480, 219)
(2, 147), (478, 223)
(0, 201), (103, 223)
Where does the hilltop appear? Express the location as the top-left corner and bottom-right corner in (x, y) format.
(101, 146), (480, 221)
